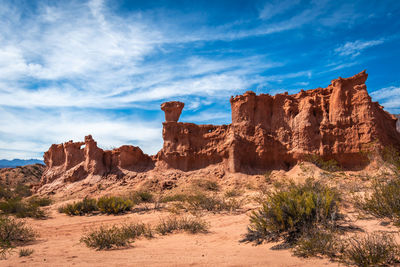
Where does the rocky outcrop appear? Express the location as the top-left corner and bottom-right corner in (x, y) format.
(157, 71), (400, 171)
(40, 71), (400, 188)
(0, 164), (45, 188)
(40, 135), (152, 185)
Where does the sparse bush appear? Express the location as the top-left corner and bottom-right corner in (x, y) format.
(129, 191), (154, 204)
(293, 228), (340, 258)
(0, 216), (36, 258)
(192, 179), (220, 191)
(0, 198), (45, 218)
(58, 197), (98, 216)
(80, 225), (131, 250)
(243, 179), (339, 244)
(19, 248), (34, 257)
(155, 216), (208, 235)
(97, 196), (133, 215)
(382, 146), (400, 171)
(13, 184), (32, 198)
(355, 178), (400, 223)
(186, 193), (242, 213)
(81, 222), (153, 250)
(342, 232), (400, 266)
(304, 154), (341, 172)
(28, 196), (52, 207)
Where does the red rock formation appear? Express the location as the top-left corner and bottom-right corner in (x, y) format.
(157, 70), (400, 171)
(40, 71), (400, 188)
(40, 135), (152, 185)
(161, 101), (184, 122)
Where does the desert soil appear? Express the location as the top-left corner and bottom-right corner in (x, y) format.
(3, 207), (338, 267)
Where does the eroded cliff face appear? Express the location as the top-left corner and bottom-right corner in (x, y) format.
(40, 71), (400, 188)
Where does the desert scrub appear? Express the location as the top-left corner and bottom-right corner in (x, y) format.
(155, 216), (209, 235)
(224, 189), (243, 198)
(355, 177), (400, 223)
(0, 216), (36, 258)
(382, 145), (400, 171)
(304, 154), (341, 172)
(27, 196), (52, 207)
(192, 179), (220, 191)
(243, 179), (339, 244)
(19, 248), (34, 257)
(0, 198), (46, 218)
(342, 232), (400, 266)
(293, 228), (340, 258)
(58, 197), (98, 216)
(81, 222), (153, 250)
(97, 196), (133, 214)
(186, 193), (242, 213)
(160, 193), (188, 203)
(129, 191), (154, 204)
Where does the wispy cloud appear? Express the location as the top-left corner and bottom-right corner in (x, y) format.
(335, 39), (385, 57)
(370, 86), (400, 113)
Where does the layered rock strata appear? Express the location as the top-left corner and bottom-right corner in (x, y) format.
(40, 71), (400, 186)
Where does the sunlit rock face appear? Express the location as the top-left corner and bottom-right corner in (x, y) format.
(40, 71), (400, 187)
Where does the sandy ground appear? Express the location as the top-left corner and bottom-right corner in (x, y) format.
(2, 207), (338, 267)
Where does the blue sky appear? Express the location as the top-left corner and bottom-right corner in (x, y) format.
(0, 0), (399, 159)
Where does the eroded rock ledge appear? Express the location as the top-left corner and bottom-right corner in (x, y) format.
(40, 71), (400, 187)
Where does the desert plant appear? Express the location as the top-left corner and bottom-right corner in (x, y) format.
(0, 198), (45, 218)
(129, 191), (154, 204)
(355, 178), (400, 223)
(160, 193), (188, 203)
(293, 228), (340, 258)
(58, 197), (98, 216)
(192, 179), (220, 191)
(243, 179), (339, 244)
(155, 216), (208, 235)
(0, 216), (36, 258)
(342, 232), (400, 266)
(304, 154), (341, 172)
(382, 146), (400, 171)
(80, 225), (131, 250)
(97, 196), (133, 215)
(13, 184), (32, 198)
(81, 222), (153, 250)
(186, 193), (242, 213)
(28, 196), (52, 207)
(19, 248), (34, 257)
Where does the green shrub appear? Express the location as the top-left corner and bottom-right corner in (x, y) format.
(192, 179), (220, 191)
(0, 184), (12, 200)
(129, 191), (154, 204)
(160, 194), (188, 203)
(0, 216), (36, 258)
(97, 196), (133, 215)
(28, 196), (52, 207)
(80, 225), (131, 250)
(356, 178), (400, 223)
(342, 232), (400, 266)
(186, 193), (242, 213)
(304, 154), (341, 172)
(293, 228), (340, 258)
(243, 179), (339, 244)
(382, 146), (400, 171)
(58, 197), (98, 216)
(81, 222), (153, 250)
(19, 248), (34, 257)
(155, 216), (208, 235)
(0, 198), (45, 218)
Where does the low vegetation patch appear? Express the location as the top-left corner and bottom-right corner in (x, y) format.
(0, 216), (36, 258)
(19, 248), (34, 257)
(97, 196), (133, 215)
(243, 179), (339, 244)
(0, 198), (46, 218)
(341, 232), (400, 266)
(355, 177), (400, 223)
(155, 216), (209, 235)
(192, 179), (220, 191)
(58, 197), (98, 216)
(293, 228), (340, 258)
(129, 191), (154, 204)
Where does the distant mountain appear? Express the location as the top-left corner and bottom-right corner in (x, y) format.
(0, 159), (44, 168)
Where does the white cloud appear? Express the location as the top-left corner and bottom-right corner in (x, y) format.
(370, 86), (400, 113)
(335, 39), (384, 57)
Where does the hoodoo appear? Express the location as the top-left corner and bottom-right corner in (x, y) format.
(40, 71), (400, 188)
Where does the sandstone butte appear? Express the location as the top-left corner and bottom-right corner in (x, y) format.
(39, 71), (400, 189)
